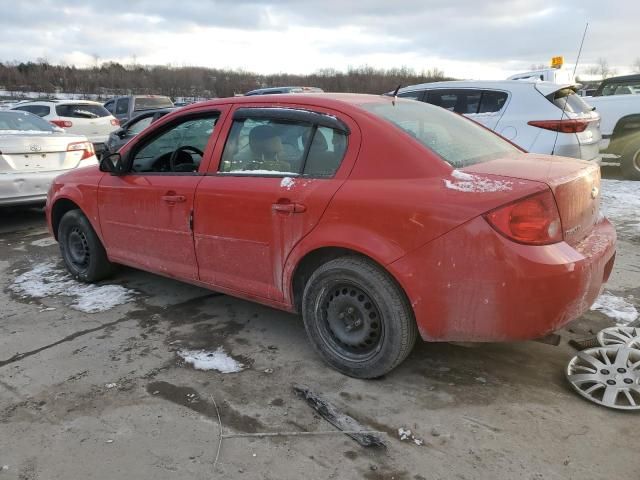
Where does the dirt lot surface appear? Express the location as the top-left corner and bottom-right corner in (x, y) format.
(1, 167), (638, 480)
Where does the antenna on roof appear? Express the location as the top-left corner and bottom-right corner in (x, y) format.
(551, 22), (589, 155)
(392, 84), (402, 105)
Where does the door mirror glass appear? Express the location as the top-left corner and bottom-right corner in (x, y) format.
(99, 152), (125, 174)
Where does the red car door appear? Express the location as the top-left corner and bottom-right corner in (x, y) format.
(98, 109), (228, 280)
(193, 106), (358, 301)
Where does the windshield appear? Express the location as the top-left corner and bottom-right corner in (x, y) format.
(0, 111), (55, 133)
(134, 96), (174, 111)
(360, 100), (520, 167)
(56, 103), (111, 118)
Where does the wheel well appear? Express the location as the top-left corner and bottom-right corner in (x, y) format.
(610, 115), (640, 150)
(291, 247), (406, 313)
(51, 199), (80, 240)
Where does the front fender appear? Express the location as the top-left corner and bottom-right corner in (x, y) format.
(48, 173), (103, 241)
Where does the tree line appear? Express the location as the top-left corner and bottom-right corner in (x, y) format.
(0, 60), (449, 99)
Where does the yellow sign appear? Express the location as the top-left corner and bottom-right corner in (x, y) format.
(551, 56), (564, 69)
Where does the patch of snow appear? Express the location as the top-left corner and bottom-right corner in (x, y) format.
(444, 171), (512, 193)
(398, 427), (412, 441)
(178, 348), (244, 373)
(451, 169), (474, 181)
(591, 292), (639, 325)
(30, 237), (57, 247)
(280, 176), (295, 190)
(10, 263), (135, 313)
(600, 179), (640, 239)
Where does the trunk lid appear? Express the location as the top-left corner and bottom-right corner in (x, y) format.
(466, 153), (601, 246)
(0, 132), (86, 173)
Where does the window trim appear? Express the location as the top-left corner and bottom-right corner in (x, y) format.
(123, 110), (221, 175)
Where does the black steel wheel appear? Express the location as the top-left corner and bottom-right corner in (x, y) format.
(58, 209), (114, 282)
(302, 256), (417, 378)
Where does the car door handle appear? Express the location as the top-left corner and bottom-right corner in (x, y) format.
(272, 202), (306, 213)
(161, 194), (186, 203)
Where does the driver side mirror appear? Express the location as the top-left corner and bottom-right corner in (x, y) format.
(115, 128), (127, 138)
(99, 151), (127, 175)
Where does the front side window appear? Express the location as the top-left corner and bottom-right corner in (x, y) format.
(360, 100), (520, 168)
(104, 101), (115, 113)
(130, 114), (218, 173)
(116, 98), (129, 115)
(14, 105), (50, 117)
(219, 116), (347, 177)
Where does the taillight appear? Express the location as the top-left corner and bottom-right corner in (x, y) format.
(484, 190), (563, 245)
(527, 119), (590, 133)
(67, 141), (95, 160)
(51, 119), (73, 128)
(110, 118), (120, 126)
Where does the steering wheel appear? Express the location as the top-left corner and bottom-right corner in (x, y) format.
(169, 145), (204, 172)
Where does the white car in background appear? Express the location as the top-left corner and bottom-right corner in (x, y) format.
(394, 80), (601, 162)
(0, 110), (98, 206)
(11, 100), (119, 153)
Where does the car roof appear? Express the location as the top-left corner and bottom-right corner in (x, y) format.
(396, 80), (575, 97)
(245, 86), (323, 95)
(14, 99), (105, 105)
(600, 73), (640, 83)
(180, 93), (392, 114)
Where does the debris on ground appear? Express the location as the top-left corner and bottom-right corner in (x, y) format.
(398, 427), (425, 446)
(105, 383), (117, 389)
(292, 384), (386, 448)
(178, 348), (244, 373)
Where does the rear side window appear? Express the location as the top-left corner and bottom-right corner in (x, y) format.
(56, 104), (111, 118)
(426, 90), (482, 114)
(134, 97), (174, 110)
(127, 116), (153, 135)
(13, 105), (50, 117)
(116, 98), (129, 115)
(478, 91), (508, 113)
(219, 118), (347, 177)
(398, 91), (424, 101)
(361, 100), (520, 168)
(601, 80), (640, 96)
(546, 88), (593, 114)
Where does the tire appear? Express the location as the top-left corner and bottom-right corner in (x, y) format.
(620, 140), (640, 181)
(58, 209), (114, 282)
(302, 256), (417, 379)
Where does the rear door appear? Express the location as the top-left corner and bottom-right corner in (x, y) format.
(98, 107), (229, 280)
(193, 105), (358, 300)
(466, 90), (509, 130)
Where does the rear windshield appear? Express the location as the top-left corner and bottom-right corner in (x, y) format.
(134, 97), (174, 111)
(360, 100), (519, 168)
(546, 88), (593, 113)
(56, 103), (111, 118)
(0, 111), (54, 133)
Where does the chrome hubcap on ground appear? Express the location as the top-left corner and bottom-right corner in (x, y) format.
(597, 326), (640, 349)
(567, 346), (640, 410)
(67, 227), (90, 270)
(319, 283), (383, 361)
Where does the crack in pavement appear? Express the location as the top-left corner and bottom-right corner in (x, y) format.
(0, 293), (222, 369)
(0, 316), (133, 369)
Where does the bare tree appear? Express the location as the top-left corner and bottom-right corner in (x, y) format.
(588, 58), (615, 79)
(633, 58), (640, 73)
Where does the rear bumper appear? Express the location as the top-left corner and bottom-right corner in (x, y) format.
(0, 170), (62, 206)
(389, 216), (616, 342)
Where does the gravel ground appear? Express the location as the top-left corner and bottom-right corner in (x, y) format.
(0, 167), (638, 480)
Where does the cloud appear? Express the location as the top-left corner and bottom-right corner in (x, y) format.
(0, 0), (637, 78)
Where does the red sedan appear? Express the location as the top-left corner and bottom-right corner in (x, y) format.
(46, 94), (616, 378)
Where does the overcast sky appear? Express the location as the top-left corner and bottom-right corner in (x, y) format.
(0, 0), (637, 79)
